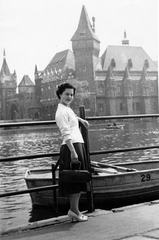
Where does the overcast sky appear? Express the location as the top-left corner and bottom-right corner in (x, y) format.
(0, 0), (158, 84)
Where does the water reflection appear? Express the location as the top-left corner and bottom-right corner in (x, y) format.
(89, 121), (159, 163)
(1, 121), (159, 230)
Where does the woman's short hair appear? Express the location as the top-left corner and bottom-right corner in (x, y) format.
(56, 82), (76, 99)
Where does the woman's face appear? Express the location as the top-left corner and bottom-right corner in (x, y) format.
(60, 88), (74, 106)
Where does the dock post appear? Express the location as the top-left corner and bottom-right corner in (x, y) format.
(79, 106), (94, 213)
(51, 163), (58, 217)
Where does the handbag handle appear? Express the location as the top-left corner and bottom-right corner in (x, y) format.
(70, 161), (81, 170)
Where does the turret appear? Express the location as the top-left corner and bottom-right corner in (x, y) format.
(0, 49), (11, 77)
(122, 30), (129, 46)
(71, 5), (100, 115)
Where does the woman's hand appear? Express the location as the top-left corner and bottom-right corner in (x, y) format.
(70, 150), (78, 162)
(82, 119), (89, 129)
(78, 117), (89, 129)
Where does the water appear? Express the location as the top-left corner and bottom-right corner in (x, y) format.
(1, 120), (159, 230)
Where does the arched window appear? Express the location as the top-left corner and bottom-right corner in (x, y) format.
(98, 103), (104, 112)
(99, 84), (104, 95)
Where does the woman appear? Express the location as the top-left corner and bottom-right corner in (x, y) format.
(55, 82), (89, 222)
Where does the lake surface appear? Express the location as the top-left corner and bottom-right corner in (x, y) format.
(1, 120), (159, 230)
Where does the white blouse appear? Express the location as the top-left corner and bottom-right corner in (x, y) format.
(55, 103), (84, 145)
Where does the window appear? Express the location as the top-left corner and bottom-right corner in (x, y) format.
(136, 102), (140, 111)
(135, 85), (140, 94)
(133, 102), (140, 111)
(120, 103), (124, 111)
(116, 86), (121, 93)
(133, 103), (135, 111)
(79, 32), (85, 37)
(150, 86), (155, 93)
(153, 102), (157, 110)
(99, 84), (104, 95)
(98, 103), (104, 112)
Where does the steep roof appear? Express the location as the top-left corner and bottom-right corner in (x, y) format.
(43, 49), (75, 74)
(0, 56), (11, 77)
(18, 75), (34, 87)
(101, 45), (158, 71)
(71, 5), (100, 42)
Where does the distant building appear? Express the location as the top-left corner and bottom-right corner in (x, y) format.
(96, 45), (158, 115)
(35, 49), (76, 119)
(0, 50), (17, 120)
(1, 5), (158, 120)
(0, 53), (40, 121)
(35, 5), (158, 118)
(18, 75), (41, 120)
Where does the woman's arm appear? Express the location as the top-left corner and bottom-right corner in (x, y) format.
(65, 139), (78, 162)
(56, 109), (81, 162)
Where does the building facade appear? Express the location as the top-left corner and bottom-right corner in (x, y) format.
(0, 53), (41, 121)
(95, 45), (158, 116)
(18, 75), (41, 120)
(35, 5), (158, 118)
(0, 5), (158, 120)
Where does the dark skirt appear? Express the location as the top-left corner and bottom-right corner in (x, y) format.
(58, 143), (87, 197)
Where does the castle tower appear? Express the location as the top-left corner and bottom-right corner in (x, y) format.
(0, 50), (17, 119)
(71, 5), (100, 115)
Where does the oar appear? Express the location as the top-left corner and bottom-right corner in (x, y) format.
(91, 161), (137, 172)
(91, 166), (118, 174)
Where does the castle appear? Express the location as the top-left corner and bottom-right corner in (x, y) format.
(0, 5), (158, 120)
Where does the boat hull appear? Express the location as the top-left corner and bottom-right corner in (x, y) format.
(25, 160), (159, 208)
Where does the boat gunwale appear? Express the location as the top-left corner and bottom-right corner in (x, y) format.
(24, 164), (159, 181)
(114, 159), (159, 167)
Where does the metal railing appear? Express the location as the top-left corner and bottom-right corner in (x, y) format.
(0, 120), (59, 201)
(1, 108), (159, 213)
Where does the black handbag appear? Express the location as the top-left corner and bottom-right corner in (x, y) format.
(60, 161), (91, 183)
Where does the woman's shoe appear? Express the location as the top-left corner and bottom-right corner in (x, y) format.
(68, 210), (88, 222)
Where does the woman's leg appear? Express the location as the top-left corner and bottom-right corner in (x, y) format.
(69, 192), (81, 215)
(68, 192), (88, 221)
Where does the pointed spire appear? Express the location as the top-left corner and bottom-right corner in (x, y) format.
(128, 59), (133, 69)
(140, 66), (149, 81)
(144, 59), (149, 69)
(34, 65), (38, 74)
(110, 58), (116, 68)
(71, 5), (100, 42)
(123, 66), (131, 80)
(3, 49), (6, 59)
(0, 49), (11, 77)
(106, 66), (115, 81)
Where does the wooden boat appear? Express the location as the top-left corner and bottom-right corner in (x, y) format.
(24, 160), (159, 208)
(104, 124), (124, 129)
(89, 124), (124, 131)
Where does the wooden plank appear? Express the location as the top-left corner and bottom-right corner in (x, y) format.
(91, 161), (137, 172)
